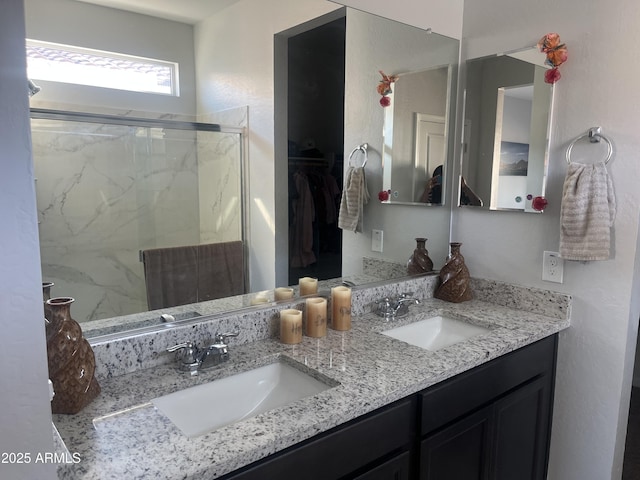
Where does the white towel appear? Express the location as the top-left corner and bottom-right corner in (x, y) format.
(338, 166), (370, 233)
(560, 161), (616, 261)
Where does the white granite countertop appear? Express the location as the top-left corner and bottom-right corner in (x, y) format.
(54, 293), (570, 480)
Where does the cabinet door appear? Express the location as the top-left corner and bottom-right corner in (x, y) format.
(352, 451), (411, 480)
(419, 406), (492, 480)
(491, 376), (552, 480)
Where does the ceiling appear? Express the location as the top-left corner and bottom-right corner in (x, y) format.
(74, 0), (240, 24)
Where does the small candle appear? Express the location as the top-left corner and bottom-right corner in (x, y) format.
(274, 287), (294, 301)
(305, 297), (327, 338)
(299, 277), (318, 296)
(280, 309), (303, 344)
(331, 286), (351, 331)
(250, 294), (269, 306)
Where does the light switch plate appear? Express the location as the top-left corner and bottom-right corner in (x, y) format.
(371, 229), (383, 252)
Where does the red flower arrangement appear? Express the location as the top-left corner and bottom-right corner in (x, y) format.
(377, 70), (398, 107)
(378, 189), (391, 202)
(532, 196), (548, 211)
(537, 33), (568, 84)
(544, 68), (562, 84)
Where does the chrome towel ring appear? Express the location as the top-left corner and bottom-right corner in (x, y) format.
(348, 143), (368, 168)
(566, 127), (613, 165)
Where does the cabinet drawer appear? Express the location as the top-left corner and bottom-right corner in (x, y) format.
(221, 397), (416, 480)
(420, 334), (557, 434)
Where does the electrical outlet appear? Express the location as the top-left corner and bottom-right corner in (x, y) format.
(542, 251), (564, 283)
(371, 229), (383, 252)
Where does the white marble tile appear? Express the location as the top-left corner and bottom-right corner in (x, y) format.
(197, 130), (242, 243)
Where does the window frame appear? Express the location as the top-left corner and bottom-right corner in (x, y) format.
(26, 39), (180, 97)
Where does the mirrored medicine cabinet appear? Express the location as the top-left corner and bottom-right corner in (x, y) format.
(459, 47), (555, 212)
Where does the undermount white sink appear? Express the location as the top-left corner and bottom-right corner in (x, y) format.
(381, 315), (491, 351)
(152, 362), (333, 438)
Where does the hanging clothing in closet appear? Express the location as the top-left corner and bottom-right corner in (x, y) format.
(290, 171), (316, 268)
(315, 172), (341, 226)
(289, 161), (342, 268)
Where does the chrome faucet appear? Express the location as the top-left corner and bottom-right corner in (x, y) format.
(167, 332), (238, 373)
(375, 293), (421, 320)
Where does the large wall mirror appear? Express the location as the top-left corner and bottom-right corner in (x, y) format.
(459, 48), (554, 212)
(25, 0), (458, 340)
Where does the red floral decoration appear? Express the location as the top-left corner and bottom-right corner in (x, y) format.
(538, 33), (568, 84)
(544, 68), (562, 84)
(377, 70), (398, 107)
(378, 189), (391, 202)
(532, 196), (548, 211)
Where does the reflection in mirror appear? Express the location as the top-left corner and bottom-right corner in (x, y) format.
(26, 0), (456, 341)
(460, 48), (554, 212)
(32, 112), (244, 327)
(381, 62), (456, 205)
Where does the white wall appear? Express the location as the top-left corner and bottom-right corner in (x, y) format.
(194, 0), (341, 291)
(458, 0), (640, 478)
(0, 0), (55, 478)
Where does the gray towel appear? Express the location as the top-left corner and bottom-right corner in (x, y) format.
(197, 242), (245, 302)
(560, 161), (615, 261)
(142, 241), (245, 309)
(338, 166), (370, 233)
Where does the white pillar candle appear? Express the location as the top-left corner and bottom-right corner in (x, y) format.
(299, 277), (318, 296)
(274, 287), (294, 301)
(331, 286), (351, 331)
(280, 309), (303, 344)
(305, 297), (327, 338)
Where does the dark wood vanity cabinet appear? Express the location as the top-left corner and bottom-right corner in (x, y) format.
(418, 334), (557, 480)
(219, 335), (557, 480)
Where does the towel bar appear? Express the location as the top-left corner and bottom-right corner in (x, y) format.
(566, 127), (613, 165)
(348, 143), (368, 168)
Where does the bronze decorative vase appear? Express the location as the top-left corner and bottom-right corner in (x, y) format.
(434, 242), (472, 303)
(46, 297), (101, 414)
(407, 238), (434, 275)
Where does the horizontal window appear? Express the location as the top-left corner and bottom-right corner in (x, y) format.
(26, 39), (179, 96)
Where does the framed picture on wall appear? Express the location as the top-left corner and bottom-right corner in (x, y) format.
(499, 141), (529, 176)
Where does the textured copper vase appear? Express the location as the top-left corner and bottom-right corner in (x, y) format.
(46, 297), (101, 414)
(434, 242), (472, 303)
(407, 238), (434, 275)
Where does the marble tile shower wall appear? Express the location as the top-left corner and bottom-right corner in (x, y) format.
(197, 127), (243, 244)
(32, 117), (242, 324)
